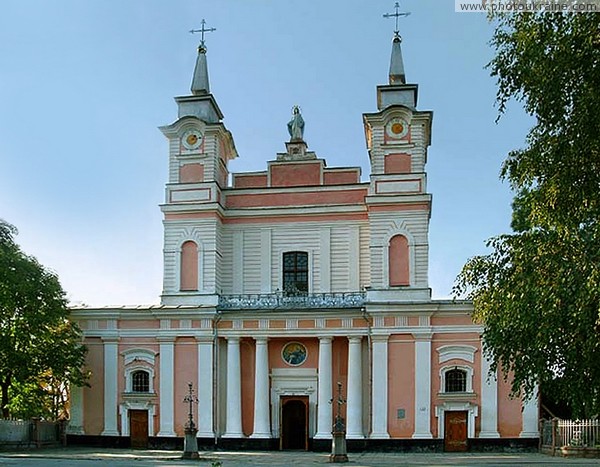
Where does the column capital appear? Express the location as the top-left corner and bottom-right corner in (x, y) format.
(254, 337), (269, 345)
(348, 336), (363, 344)
(157, 336), (176, 343)
(318, 336), (334, 343)
(101, 336), (120, 343)
(226, 336), (241, 343)
(371, 334), (390, 343)
(411, 331), (433, 340)
(195, 335), (214, 344)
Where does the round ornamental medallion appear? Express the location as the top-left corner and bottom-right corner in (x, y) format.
(181, 129), (203, 150)
(282, 342), (307, 366)
(385, 117), (409, 139)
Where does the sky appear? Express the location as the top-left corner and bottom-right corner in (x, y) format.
(0, 0), (532, 307)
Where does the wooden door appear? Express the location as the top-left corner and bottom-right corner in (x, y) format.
(444, 411), (468, 452)
(280, 396), (308, 450)
(130, 409), (149, 449)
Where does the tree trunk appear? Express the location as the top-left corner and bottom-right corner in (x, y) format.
(1, 374), (12, 419)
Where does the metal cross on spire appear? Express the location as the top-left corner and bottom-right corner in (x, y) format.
(383, 2), (411, 39)
(189, 19), (216, 49)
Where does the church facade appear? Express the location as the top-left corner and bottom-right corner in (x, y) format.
(68, 30), (539, 452)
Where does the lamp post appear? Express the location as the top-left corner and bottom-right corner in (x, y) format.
(330, 381), (348, 463)
(182, 382), (199, 459)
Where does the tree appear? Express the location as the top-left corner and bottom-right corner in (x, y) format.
(454, 12), (600, 417)
(0, 219), (87, 419)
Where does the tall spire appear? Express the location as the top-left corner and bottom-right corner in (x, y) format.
(383, 2), (410, 84)
(189, 19), (216, 95)
(389, 35), (406, 84)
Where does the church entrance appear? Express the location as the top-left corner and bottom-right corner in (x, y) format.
(129, 409), (149, 449)
(280, 396), (308, 450)
(444, 410), (468, 452)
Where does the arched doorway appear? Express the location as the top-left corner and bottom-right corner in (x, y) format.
(280, 396), (308, 450)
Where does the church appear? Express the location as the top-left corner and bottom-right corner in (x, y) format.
(68, 18), (539, 452)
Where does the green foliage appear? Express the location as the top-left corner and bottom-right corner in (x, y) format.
(0, 219), (88, 419)
(454, 13), (600, 417)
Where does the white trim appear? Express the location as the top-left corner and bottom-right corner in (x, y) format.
(260, 228), (272, 293)
(371, 335), (390, 439)
(119, 403), (156, 437)
(383, 229), (416, 287)
(413, 336), (432, 438)
(122, 348), (157, 366)
(124, 366), (155, 393)
(101, 339), (119, 436)
(436, 345), (478, 364)
(270, 368), (317, 438)
(439, 364), (474, 394)
(435, 402), (478, 439)
(319, 227), (331, 292)
(157, 340), (176, 437)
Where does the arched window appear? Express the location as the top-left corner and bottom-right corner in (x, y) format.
(389, 234), (410, 286)
(131, 370), (150, 393)
(283, 251), (309, 294)
(445, 368), (467, 393)
(180, 241), (198, 291)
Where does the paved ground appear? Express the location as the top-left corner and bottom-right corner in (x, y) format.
(0, 448), (599, 467)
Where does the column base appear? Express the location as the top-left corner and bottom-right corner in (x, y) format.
(101, 430), (120, 436)
(222, 432), (245, 438)
(479, 431), (500, 438)
(370, 432), (390, 439)
(156, 431), (177, 437)
(346, 433), (365, 439)
(314, 432), (333, 439)
(519, 431), (539, 438)
(412, 432), (433, 439)
(249, 432), (272, 439)
(196, 431), (215, 438)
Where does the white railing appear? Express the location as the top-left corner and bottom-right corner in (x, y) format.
(217, 291), (366, 311)
(541, 419), (600, 455)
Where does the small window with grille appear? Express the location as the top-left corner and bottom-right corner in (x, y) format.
(132, 370), (150, 393)
(444, 368), (467, 393)
(283, 251), (309, 294)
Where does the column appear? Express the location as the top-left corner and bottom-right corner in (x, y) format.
(223, 337), (243, 437)
(315, 336), (333, 439)
(479, 352), (500, 437)
(346, 336), (364, 438)
(251, 338), (271, 438)
(68, 384), (84, 434)
(157, 338), (176, 436)
(197, 337), (214, 438)
(520, 385), (539, 438)
(101, 337), (119, 436)
(371, 335), (390, 438)
(412, 333), (433, 438)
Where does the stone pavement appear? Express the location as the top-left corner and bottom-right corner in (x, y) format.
(1, 447), (600, 466)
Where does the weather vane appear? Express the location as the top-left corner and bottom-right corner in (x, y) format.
(190, 19), (216, 49)
(383, 2), (411, 39)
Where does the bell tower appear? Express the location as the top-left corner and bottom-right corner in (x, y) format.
(363, 5), (433, 301)
(159, 21), (237, 306)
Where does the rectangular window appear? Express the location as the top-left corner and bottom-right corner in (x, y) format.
(283, 251), (309, 294)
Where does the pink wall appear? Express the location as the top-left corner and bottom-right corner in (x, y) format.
(180, 241), (198, 291)
(323, 169), (360, 185)
(173, 338), (198, 436)
(179, 163), (204, 183)
(233, 173), (268, 188)
(388, 334), (415, 437)
(226, 188), (367, 209)
(83, 338), (104, 435)
(270, 162), (321, 187)
(389, 235), (410, 286)
(384, 153), (411, 174)
(497, 369), (523, 437)
(241, 338), (256, 436)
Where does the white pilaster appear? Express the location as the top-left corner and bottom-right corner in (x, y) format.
(260, 228), (272, 293)
(319, 227), (331, 292)
(315, 336), (333, 439)
(251, 338), (271, 438)
(520, 385), (539, 438)
(346, 336), (364, 439)
(223, 337), (244, 438)
(157, 338), (176, 437)
(479, 352), (500, 438)
(233, 231), (243, 293)
(348, 226), (360, 290)
(371, 335), (390, 438)
(101, 337), (119, 436)
(197, 337), (214, 438)
(68, 384), (85, 434)
(412, 333), (433, 438)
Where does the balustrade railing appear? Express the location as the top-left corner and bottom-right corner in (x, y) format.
(217, 291), (366, 311)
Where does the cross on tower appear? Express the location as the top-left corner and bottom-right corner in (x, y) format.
(383, 2), (411, 39)
(189, 19), (216, 49)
